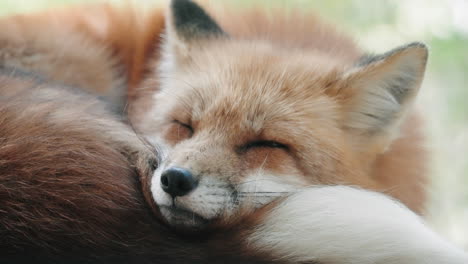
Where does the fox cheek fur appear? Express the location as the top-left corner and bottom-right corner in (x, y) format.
(142, 0), (429, 228)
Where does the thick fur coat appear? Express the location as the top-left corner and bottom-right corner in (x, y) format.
(0, 1), (466, 263)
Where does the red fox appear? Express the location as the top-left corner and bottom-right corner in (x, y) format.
(1, 66), (464, 264)
(0, 0), (427, 216)
(1, 0), (466, 263)
(136, 0), (429, 229)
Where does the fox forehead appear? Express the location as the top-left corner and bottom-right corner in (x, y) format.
(161, 42), (343, 138)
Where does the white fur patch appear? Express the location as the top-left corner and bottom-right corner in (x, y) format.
(249, 186), (468, 264)
(150, 159), (172, 207)
(238, 170), (306, 208)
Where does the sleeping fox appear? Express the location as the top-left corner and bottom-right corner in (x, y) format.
(0, 0), (427, 219)
(136, 0), (429, 229)
(1, 65), (465, 264)
(1, 0), (466, 263)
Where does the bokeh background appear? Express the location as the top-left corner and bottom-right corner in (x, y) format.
(2, 0), (467, 249)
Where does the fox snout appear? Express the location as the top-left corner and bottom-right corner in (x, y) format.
(160, 167), (198, 197)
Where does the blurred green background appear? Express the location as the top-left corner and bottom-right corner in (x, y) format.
(2, 0), (467, 249)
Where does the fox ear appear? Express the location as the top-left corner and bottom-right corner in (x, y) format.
(163, 0), (227, 64)
(340, 43), (428, 150)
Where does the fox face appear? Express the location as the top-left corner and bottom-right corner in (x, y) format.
(141, 0), (428, 230)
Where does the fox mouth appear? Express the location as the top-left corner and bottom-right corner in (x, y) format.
(159, 205), (209, 231)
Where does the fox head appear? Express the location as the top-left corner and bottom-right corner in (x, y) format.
(140, 0), (428, 230)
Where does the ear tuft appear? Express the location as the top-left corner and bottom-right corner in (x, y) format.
(356, 42), (428, 69)
(162, 0), (227, 68)
(170, 0), (226, 41)
(341, 42), (428, 147)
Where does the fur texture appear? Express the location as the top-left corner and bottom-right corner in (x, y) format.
(0, 69), (464, 263)
(133, 0), (429, 230)
(0, 1), (464, 263)
(0, 67), (277, 263)
(0, 3), (429, 215)
(249, 186), (468, 264)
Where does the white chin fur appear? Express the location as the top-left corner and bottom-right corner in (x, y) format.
(249, 186), (468, 264)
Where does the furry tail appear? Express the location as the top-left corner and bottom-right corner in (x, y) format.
(248, 186), (468, 264)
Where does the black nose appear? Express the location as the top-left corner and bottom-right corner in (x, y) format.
(160, 167), (197, 197)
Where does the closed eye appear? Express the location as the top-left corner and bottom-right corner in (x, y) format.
(172, 120), (194, 136)
(241, 140), (289, 152)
